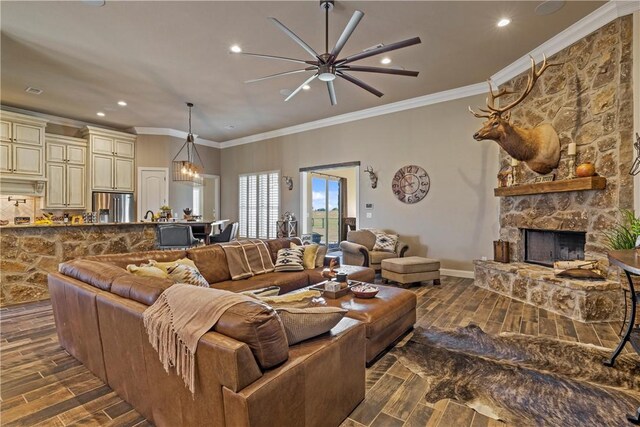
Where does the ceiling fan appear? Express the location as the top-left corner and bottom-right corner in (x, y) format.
(233, 0), (421, 106)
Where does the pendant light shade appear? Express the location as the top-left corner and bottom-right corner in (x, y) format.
(172, 102), (204, 186)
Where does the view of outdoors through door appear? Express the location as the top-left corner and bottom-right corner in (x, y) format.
(311, 173), (341, 250)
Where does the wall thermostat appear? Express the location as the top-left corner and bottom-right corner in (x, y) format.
(365, 203), (374, 209)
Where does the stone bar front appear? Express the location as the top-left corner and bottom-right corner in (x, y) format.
(0, 223), (157, 306)
(474, 260), (622, 322)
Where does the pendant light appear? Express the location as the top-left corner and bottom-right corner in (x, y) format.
(172, 102), (204, 186)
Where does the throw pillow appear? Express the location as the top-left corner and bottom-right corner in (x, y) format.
(274, 247), (304, 272)
(372, 232), (399, 252)
(126, 264), (168, 279)
(149, 258), (197, 274)
(275, 306), (347, 345)
(167, 264), (209, 287)
(315, 244), (328, 268)
(291, 242), (319, 270)
(258, 289), (323, 309)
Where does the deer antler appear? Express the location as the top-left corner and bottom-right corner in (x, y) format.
(468, 106), (492, 119)
(487, 54), (560, 115)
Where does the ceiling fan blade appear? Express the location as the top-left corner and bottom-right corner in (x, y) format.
(336, 37), (422, 66)
(330, 10), (365, 59)
(269, 17), (320, 60)
(285, 74), (318, 102)
(338, 65), (419, 77)
(245, 68), (316, 84)
(236, 51), (316, 65)
(327, 81), (337, 106)
(337, 72), (383, 97)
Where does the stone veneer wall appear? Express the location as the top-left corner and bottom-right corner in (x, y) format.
(0, 224), (156, 306)
(497, 16), (634, 274)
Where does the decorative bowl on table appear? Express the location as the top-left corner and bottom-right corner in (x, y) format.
(351, 284), (379, 299)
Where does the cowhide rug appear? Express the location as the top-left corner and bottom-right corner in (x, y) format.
(391, 325), (640, 426)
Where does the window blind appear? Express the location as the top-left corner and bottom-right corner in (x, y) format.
(238, 171), (279, 239)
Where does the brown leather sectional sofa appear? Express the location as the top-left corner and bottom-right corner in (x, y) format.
(49, 238), (380, 427)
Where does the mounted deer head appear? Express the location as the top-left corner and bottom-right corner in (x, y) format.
(364, 166), (378, 189)
(469, 55), (561, 175)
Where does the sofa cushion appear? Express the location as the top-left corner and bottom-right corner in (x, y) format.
(346, 230), (377, 250)
(186, 245), (232, 284)
(369, 251), (398, 265)
(275, 306), (347, 345)
(149, 258), (197, 274)
(111, 274), (174, 306)
(213, 301), (289, 369)
(212, 271), (310, 295)
(126, 264), (168, 279)
(59, 259), (129, 291)
(167, 264), (209, 287)
(83, 250), (187, 269)
(274, 248), (304, 272)
(265, 238), (302, 262)
(372, 232), (399, 252)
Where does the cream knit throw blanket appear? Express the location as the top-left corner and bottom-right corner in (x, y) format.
(143, 284), (255, 394)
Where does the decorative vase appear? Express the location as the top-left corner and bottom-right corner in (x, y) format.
(576, 162), (596, 177)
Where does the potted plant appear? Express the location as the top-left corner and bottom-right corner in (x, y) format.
(604, 209), (640, 252)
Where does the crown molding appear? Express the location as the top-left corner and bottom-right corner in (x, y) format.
(132, 127), (221, 148)
(219, 82), (487, 148)
(220, 1), (639, 149)
(491, 1), (639, 85)
(0, 104), (125, 132)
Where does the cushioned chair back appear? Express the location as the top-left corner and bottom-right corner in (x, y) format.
(347, 229), (377, 250)
(157, 224), (198, 249)
(210, 223), (236, 243)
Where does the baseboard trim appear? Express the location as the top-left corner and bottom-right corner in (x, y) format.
(441, 268), (475, 279)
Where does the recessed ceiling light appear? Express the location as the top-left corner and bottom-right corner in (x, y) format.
(117, 100), (127, 106)
(536, 0), (565, 16)
(497, 18), (511, 27)
(380, 57), (391, 65)
(302, 85), (311, 90)
(225, 125), (235, 130)
(81, 0), (105, 6)
(230, 45), (242, 53)
(96, 112), (105, 117)
(25, 87), (43, 95)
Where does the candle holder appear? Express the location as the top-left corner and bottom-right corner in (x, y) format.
(510, 158), (519, 186)
(568, 154), (576, 179)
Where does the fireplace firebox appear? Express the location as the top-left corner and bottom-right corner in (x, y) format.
(523, 229), (586, 267)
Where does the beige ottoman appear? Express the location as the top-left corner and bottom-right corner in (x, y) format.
(381, 256), (440, 287)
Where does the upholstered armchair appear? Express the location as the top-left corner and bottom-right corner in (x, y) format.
(339, 229), (409, 271)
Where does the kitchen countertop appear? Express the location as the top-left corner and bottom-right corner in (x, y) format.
(0, 220), (225, 229)
(0, 221), (157, 229)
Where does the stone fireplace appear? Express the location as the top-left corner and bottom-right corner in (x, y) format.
(473, 16), (634, 322)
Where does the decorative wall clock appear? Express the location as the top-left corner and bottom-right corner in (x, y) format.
(392, 165), (430, 204)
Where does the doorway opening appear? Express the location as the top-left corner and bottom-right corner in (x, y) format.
(193, 174), (220, 221)
(300, 162), (359, 251)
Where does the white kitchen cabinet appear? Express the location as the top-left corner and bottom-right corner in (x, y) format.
(44, 134), (88, 209)
(0, 111), (47, 182)
(0, 142), (11, 173)
(82, 126), (136, 194)
(13, 145), (43, 175)
(92, 154), (114, 190)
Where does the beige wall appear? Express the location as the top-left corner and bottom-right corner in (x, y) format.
(221, 94), (500, 272)
(136, 135), (221, 212)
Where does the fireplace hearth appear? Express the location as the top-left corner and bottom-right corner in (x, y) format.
(523, 229), (586, 267)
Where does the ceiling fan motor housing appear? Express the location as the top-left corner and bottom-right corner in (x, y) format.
(320, 0), (334, 11)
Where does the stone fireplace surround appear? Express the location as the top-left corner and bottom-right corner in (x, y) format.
(474, 16), (634, 323)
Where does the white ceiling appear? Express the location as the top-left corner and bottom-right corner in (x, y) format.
(1, 1), (605, 142)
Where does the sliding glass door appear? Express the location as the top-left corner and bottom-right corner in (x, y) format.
(311, 173), (342, 250)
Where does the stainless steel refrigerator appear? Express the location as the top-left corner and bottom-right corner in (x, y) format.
(92, 192), (135, 223)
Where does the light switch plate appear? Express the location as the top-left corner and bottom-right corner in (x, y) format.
(366, 212), (372, 218)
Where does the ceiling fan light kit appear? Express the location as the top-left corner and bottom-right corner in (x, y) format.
(236, 0), (421, 106)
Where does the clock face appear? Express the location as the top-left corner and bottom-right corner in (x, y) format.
(392, 165), (430, 204)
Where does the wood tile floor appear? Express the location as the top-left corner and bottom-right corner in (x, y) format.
(1, 277), (634, 426)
